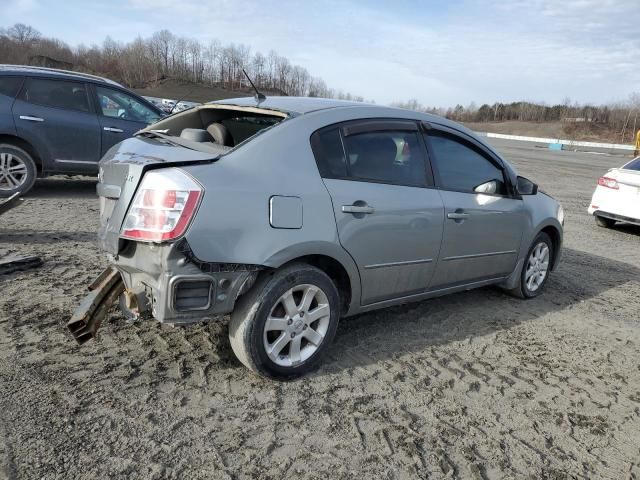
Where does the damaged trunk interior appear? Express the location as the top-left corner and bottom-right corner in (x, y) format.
(145, 105), (289, 149)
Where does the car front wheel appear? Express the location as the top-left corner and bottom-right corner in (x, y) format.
(0, 144), (37, 198)
(510, 232), (553, 299)
(229, 263), (340, 380)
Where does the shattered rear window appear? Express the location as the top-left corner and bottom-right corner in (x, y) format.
(220, 116), (281, 146)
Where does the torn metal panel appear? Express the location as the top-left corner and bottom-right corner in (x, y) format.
(67, 266), (124, 345)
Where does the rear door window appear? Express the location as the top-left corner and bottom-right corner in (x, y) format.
(311, 123), (429, 187)
(0, 76), (23, 98)
(19, 78), (91, 112)
(344, 131), (427, 186)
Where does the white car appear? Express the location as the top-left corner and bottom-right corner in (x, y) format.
(588, 157), (640, 228)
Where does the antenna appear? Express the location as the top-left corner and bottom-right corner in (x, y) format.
(242, 69), (266, 104)
(170, 88), (194, 114)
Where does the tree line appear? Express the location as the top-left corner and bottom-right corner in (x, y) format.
(0, 23), (364, 101)
(392, 96), (640, 143)
(2, 23), (638, 141)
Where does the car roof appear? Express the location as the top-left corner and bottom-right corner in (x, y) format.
(211, 96), (376, 115)
(210, 96), (462, 129)
(0, 64), (123, 87)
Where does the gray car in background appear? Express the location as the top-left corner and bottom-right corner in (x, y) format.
(81, 96), (564, 379)
(0, 65), (164, 197)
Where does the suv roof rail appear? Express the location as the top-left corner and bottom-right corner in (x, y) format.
(0, 64), (123, 87)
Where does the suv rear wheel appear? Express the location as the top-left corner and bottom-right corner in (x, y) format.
(0, 144), (37, 198)
(229, 263), (340, 380)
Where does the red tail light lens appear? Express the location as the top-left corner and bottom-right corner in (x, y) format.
(597, 176), (619, 189)
(121, 168), (202, 242)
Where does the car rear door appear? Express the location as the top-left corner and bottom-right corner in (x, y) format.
(12, 77), (101, 173)
(424, 126), (526, 288)
(311, 120), (444, 306)
(91, 85), (162, 157)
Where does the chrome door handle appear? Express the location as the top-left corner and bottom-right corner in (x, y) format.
(19, 115), (44, 122)
(447, 212), (470, 220)
(103, 127), (124, 133)
(342, 204), (374, 214)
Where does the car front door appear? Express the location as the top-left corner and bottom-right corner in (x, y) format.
(425, 127), (526, 288)
(12, 77), (101, 173)
(311, 120), (444, 306)
(92, 86), (162, 157)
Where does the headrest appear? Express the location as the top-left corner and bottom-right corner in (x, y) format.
(180, 128), (213, 143)
(207, 122), (231, 146)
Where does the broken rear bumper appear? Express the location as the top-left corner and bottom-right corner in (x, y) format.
(110, 239), (261, 325)
(67, 266), (124, 344)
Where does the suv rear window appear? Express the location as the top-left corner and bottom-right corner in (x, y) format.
(0, 76), (23, 98)
(19, 78), (91, 112)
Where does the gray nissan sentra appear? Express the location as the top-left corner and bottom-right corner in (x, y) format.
(72, 96), (564, 379)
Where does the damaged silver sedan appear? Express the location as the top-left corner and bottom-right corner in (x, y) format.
(70, 96), (564, 379)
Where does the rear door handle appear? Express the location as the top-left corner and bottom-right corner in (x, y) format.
(342, 204), (374, 214)
(447, 212), (470, 220)
(19, 115), (44, 122)
(103, 127), (124, 133)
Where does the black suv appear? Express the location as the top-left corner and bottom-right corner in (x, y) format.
(0, 65), (164, 197)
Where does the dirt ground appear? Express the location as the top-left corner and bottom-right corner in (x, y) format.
(1, 139), (639, 479)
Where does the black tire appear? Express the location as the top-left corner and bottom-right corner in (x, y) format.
(229, 263), (341, 380)
(595, 215), (616, 228)
(0, 143), (37, 198)
(509, 232), (553, 299)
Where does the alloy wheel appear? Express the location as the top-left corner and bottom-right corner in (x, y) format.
(263, 284), (331, 367)
(525, 242), (550, 292)
(0, 152), (28, 191)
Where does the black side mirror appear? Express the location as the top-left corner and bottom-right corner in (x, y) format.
(517, 176), (538, 195)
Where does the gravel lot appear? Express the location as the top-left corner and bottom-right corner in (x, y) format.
(1, 139), (639, 479)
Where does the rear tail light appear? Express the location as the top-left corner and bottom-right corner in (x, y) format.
(121, 168), (202, 242)
(597, 176), (619, 189)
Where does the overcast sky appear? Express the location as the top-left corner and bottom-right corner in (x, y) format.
(2, 0), (639, 107)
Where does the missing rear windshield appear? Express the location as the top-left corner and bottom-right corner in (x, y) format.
(143, 105), (287, 154)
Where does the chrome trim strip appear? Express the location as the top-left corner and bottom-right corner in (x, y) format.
(443, 250), (517, 261)
(19, 115), (44, 122)
(364, 258), (433, 270)
(54, 159), (97, 165)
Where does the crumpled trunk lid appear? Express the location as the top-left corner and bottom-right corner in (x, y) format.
(97, 136), (217, 255)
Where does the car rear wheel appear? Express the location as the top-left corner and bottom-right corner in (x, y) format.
(595, 215), (616, 228)
(509, 232), (553, 299)
(0, 144), (37, 198)
(229, 263), (340, 380)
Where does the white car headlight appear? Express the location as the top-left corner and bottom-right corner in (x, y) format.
(557, 205), (565, 226)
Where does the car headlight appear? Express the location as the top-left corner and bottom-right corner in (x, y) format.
(557, 205), (565, 226)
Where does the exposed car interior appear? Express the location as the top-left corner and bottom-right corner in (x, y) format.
(145, 105), (287, 149)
